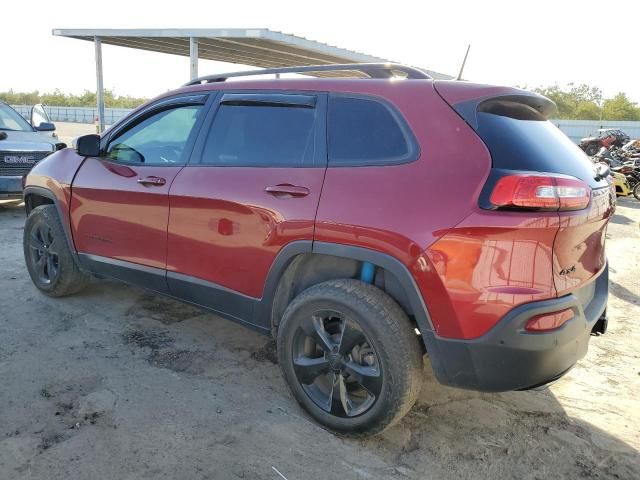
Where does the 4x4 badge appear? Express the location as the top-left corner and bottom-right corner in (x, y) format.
(559, 265), (576, 276)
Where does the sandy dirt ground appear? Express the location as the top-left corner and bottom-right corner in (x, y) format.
(0, 193), (639, 479)
(53, 122), (98, 147)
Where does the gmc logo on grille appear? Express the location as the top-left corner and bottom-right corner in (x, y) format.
(3, 155), (36, 164)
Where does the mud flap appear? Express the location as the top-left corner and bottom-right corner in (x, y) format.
(591, 309), (608, 336)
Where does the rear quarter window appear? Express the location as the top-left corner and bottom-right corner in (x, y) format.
(327, 95), (417, 166)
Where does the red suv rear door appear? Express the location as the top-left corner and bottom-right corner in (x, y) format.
(166, 92), (327, 325)
(70, 95), (208, 291)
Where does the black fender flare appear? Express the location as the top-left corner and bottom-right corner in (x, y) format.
(256, 240), (435, 336)
(23, 186), (81, 266)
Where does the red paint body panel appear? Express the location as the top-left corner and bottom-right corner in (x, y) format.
(167, 166), (324, 298)
(553, 186), (613, 296)
(431, 81), (529, 104)
(25, 148), (88, 241)
(315, 82), (491, 249)
(423, 209), (560, 338)
(69, 157), (182, 269)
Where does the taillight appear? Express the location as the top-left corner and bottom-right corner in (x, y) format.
(490, 174), (591, 211)
(525, 308), (574, 332)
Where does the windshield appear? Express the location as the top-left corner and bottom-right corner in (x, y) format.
(0, 104), (33, 132)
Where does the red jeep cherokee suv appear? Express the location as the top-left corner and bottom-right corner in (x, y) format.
(22, 64), (612, 436)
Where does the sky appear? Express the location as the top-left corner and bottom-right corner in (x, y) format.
(3, 0), (639, 102)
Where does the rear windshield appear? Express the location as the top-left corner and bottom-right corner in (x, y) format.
(476, 101), (607, 188)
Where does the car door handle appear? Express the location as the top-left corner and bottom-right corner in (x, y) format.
(137, 176), (166, 186)
(265, 184), (310, 197)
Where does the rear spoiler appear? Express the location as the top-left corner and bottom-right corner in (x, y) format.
(434, 81), (557, 130)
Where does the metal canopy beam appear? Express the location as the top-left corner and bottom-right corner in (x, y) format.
(53, 28), (452, 130)
(189, 37), (198, 80)
(94, 37), (105, 133)
(53, 28), (452, 80)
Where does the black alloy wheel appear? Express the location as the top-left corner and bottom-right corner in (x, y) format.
(291, 309), (383, 418)
(23, 205), (89, 297)
(277, 279), (424, 436)
(27, 221), (60, 285)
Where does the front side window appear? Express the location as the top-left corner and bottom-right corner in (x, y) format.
(106, 104), (202, 165)
(328, 95), (415, 166)
(201, 101), (317, 167)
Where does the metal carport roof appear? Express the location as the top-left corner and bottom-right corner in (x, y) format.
(52, 28), (452, 130)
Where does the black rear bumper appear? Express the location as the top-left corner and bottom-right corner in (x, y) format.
(423, 263), (608, 392)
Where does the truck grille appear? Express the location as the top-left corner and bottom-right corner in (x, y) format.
(0, 151), (52, 176)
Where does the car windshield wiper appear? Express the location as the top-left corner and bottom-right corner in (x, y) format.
(0, 127), (19, 131)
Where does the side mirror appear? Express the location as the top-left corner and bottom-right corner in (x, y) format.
(76, 134), (101, 157)
(35, 122), (56, 132)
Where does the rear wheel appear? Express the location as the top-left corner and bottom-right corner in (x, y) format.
(277, 279), (423, 436)
(634, 182), (640, 201)
(23, 205), (89, 297)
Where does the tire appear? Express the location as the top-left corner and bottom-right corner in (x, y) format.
(585, 143), (599, 157)
(23, 205), (89, 297)
(277, 279), (423, 437)
(634, 182), (640, 201)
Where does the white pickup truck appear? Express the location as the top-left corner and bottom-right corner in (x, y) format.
(0, 103), (64, 199)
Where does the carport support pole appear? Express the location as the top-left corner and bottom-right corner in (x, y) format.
(190, 37), (199, 80)
(94, 36), (105, 133)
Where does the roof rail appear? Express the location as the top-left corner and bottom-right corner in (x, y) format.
(184, 63), (431, 86)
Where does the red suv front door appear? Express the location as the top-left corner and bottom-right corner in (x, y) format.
(166, 92), (327, 324)
(70, 95), (208, 290)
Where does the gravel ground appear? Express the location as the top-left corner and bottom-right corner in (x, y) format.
(0, 196), (639, 480)
(53, 122), (97, 147)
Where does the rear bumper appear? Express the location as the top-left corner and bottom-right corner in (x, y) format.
(423, 263), (608, 392)
(0, 176), (23, 199)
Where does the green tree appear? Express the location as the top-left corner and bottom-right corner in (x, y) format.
(532, 83), (603, 120)
(601, 93), (640, 121)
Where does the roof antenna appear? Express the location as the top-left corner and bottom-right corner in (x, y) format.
(456, 44), (471, 81)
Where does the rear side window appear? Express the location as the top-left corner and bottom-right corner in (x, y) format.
(328, 95), (416, 166)
(201, 101), (318, 167)
(476, 100), (607, 188)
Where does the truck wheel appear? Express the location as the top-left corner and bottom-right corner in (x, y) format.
(23, 205), (89, 297)
(277, 279), (423, 436)
(585, 143), (599, 156)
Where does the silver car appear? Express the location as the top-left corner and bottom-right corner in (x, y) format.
(0, 102), (64, 199)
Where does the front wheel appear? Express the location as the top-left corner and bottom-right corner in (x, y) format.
(23, 205), (89, 297)
(277, 279), (424, 436)
(634, 182), (640, 201)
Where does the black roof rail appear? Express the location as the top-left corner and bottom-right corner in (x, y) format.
(184, 63), (432, 86)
